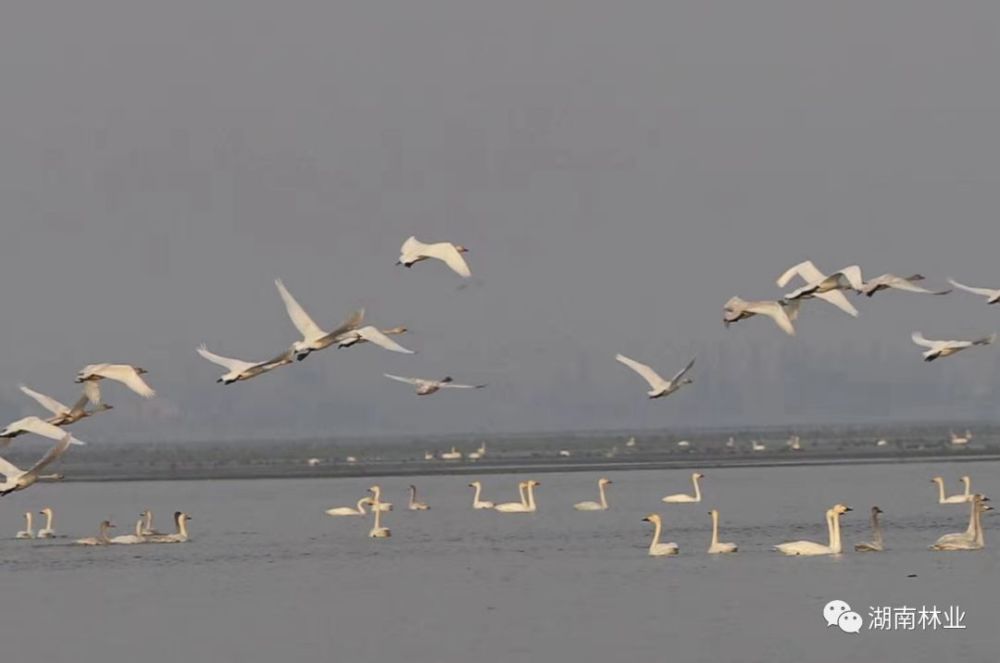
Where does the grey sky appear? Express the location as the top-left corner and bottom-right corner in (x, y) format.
(2, 2), (1000, 441)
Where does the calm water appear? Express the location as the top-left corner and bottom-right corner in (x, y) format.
(1, 460), (998, 663)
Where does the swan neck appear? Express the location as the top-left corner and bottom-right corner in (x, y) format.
(692, 475), (702, 501)
(525, 483), (536, 510)
(409, 486), (417, 506)
(145, 511), (154, 531)
(650, 519), (662, 551)
(356, 498), (369, 514)
(872, 513), (883, 545)
(965, 500), (978, 536)
(44, 510), (53, 530)
(598, 482), (608, 509)
(830, 512), (842, 554)
(710, 512), (720, 546)
(472, 483), (482, 505)
(25, 512), (32, 530)
(935, 479), (946, 503)
(134, 518), (144, 537)
(373, 507), (382, 529)
(975, 502), (985, 546)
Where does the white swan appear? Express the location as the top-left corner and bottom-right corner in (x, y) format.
(196, 344), (293, 384)
(75, 520), (115, 546)
(139, 510), (167, 537)
(368, 485), (393, 512)
(707, 509), (738, 554)
(950, 430), (973, 446)
(75, 364), (155, 399)
(110, 517), (148, 545)
(662, 472), (704, 503)
(397, 236), (471, 278)
(368, 506), (391, 538)
(275, 278), (365, 361)
(335, 326), (414, 354)
(147, 512), (191, 543)
(408, 485), (430, 511)
(932, 476), (973, 504)
(912, 332), (996, 361)
(860, 274), (951, 297)
(641, 514), (679, 556)
(15, 511), (34, 539)
(384, 374), (486, 395)
(776, 260), (863, 316)
(931, 496), (990, 550)
(37, 507), (55, 538)
(723, 296), (800, 335)
(325, 497), (372, 517)
(615, 355), (695, 399)
(439, 447), (463, 460)
(467, 442), (487, 460)
(948, 278), (1000, 305)
(854, 506), (884, 552)
(0, 416), (86, 446)
(574, 478), (612, 511)
(495, 480), (539, 513)
(468, 481), (495, 509)
(775, 504), (851, 556)
(0, 434), (74, 496)
(751, 440), (767, 452)
(18, 384), (112, 428)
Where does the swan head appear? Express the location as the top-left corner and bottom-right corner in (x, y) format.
(693, 472), (705, 479)
(468, 481), (480, 488)
(440, 376), (454, 383)
(832, 504), (852, 515)
(97, 404), (114, 411)
(931, 476), (944, 484)
(642, 513), (661, 524)
(39, 507), (52, 516)
(598, 478), (612, 486)
(384, 326), (408, 335)
(681, 378), (694, 385)
(135, 367), (149, 375)
(708, 509), (719, 517)
(871, 506), (883, 515)
(527, 480), (540, 487)
(454, 245), (468, 254)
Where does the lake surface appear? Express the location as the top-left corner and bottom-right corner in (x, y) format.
(1, 460), (998, 663)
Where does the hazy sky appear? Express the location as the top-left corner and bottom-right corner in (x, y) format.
(3, 2), (1000, 441)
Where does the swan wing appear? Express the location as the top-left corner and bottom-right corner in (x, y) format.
(833, 265), (864, 291)
(26, 434), (73, 477)
(274, 279), (326, 342)
(745, 301), (796, 335)
(776, 260), (824, 287)
(321, 308), (367, 346)
(93, 365), (156, 398)
(18, 385), (70, 416)
(911, 332), (938, 348)
(813, 290), (859, 316)
(424, 243), (471, 277)
(83, 381), (103, 406)
(883, 276), (949, 295)
(196, 345), (257, 373)
(615, 354), (667, 389)
(400, 235), (423, 257)
(948, 279), (998, 298)
(0, 454), (22, 479)
(384, 374), (421, 386)
(356, 326), (415, 354)
(439, 382), (485, 389)
(16, 417), (85, 446)
(669, 358), (696, 384)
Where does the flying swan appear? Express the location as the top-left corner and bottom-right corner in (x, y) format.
(17, 384), (112, 428)
(275, 278), (365, 361)
(397, 236), (471, 278)
(383, 374), (486, 395)
(776, 260), (863, 317)
(0, 434), (74, 496)
(75, 364), (155, 399)
(615, 355), (695, 399)
(0, 416), (86, 447)
(859, 274), (951, 298)
(196, 344), (293, 384)
(335, 326), (414, 354)
(723, 297), (800, 336)
(912, 332), (996, 362)
(948, 278), (1000, 305)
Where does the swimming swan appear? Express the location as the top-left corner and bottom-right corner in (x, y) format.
(775, 504), (851, 555)
(274, 278), (365, 361)
(110, 517), (148, 545)
(75, 520), (115, 546)
(369, 506), (391, 538)
(912, 332), (997, 362)
(335, 326), (414, 354)
(948, 278), (1000, 305)
(397, 236), (471, 278)
(776, 260), (863, 317)
(196, 344), (293, 384)
(408, 485), (430, 511)
(663, 473), (704, 503)
(707, 509), (738, 554)
(615, 355), (695, 399)
(147, 512), (191, 543)
(15, 511), (34, 539)
(37, 507), (55, 538)
(468, 481), (495, 509)
(854, 506), (884, 552)
(75, 364), (155, 399)
(0, 434), (74, 496)
(495, 480), (539, 513)
(931, 496), (990, 551)
(383, 374), (486, 395)
(723, 296), (800, 336)
(368, 485), (393, 512)
(860, 274), (951, 297)
(641, 514), (679, 556)
(139, 510), (167, 537)
(932, 476), (973, 504)
(326, 497), (373, 517)
(574, 478), (612, 511)
(929, 496), (989, 548)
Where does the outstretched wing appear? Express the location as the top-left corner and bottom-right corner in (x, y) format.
(356, 327), (415, 354)
(814, 290), (859, 317)
(0, 455), (22, 479)
(196, 345), (257, 373)
(669, 358), (696, 384)
(318, 308), (366, 345)
(384, 374), (421, 386)
(94, 366), (155, 399)
(424, 243), (472, 278)
(615, 354), (667, 389)
(275, 279), (326, 341)
(911, 332), (937, 348)
(833, 265), (864, 291)
(948, 278), (998, 297)
(83, 381), (103, 406)
(745, 301), (796, 335)
(776, 260), (825, 288)
(18, 385), (70, 416)
(26, 434), (74, 477)
(440, 382), (486, 389)
(17, 417), (85, 446)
